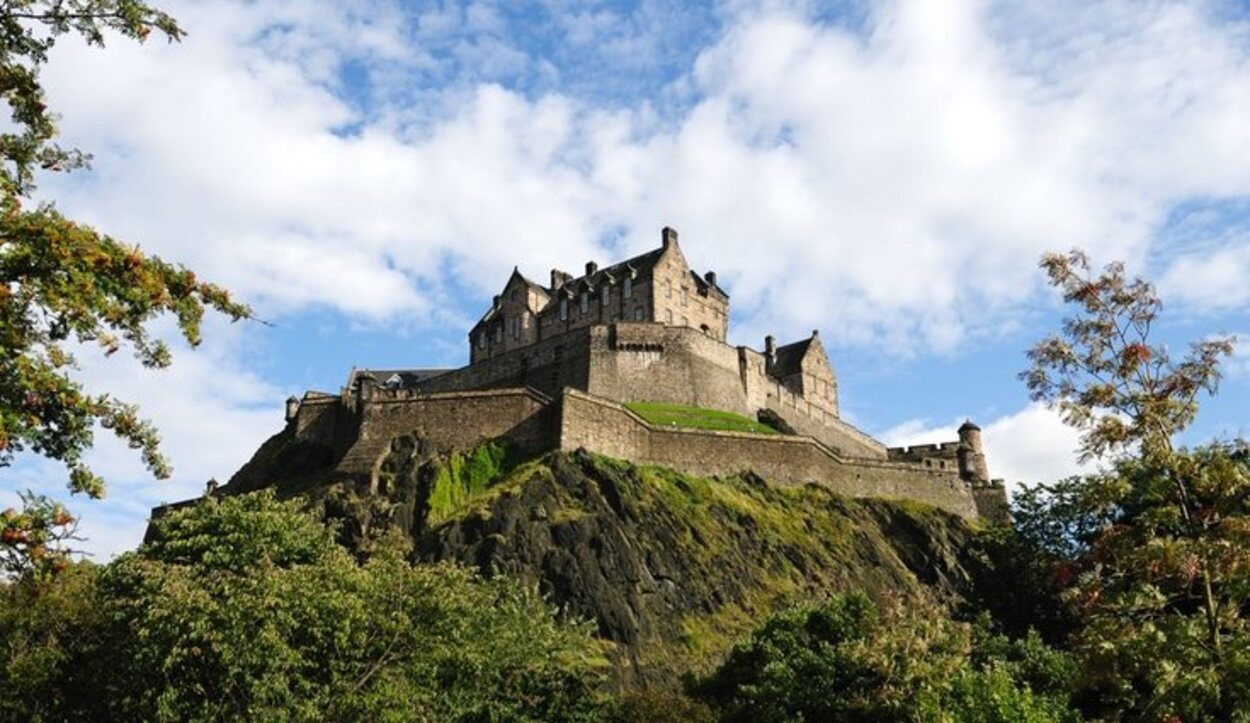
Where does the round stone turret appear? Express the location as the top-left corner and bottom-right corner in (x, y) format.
(956, 419), (989, 483)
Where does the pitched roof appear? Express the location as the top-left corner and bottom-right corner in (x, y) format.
(689, 269), (729, 298)
(356, 368), (453, 389)
(770, 338), (813, 377)
(552, 247), (666, 295)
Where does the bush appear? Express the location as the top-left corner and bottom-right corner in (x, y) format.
(0, 491), (609, 722)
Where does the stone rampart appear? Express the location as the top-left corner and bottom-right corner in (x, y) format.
(335, 388), (556, 482)
(557, 389), (979, 519)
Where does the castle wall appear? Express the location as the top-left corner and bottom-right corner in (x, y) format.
(421, 321), (889, 460)
(335, 388), (556, 482)
(558, 390), (979, 518)
(589, 323), (749, 416)
(422, 327), (595, 399)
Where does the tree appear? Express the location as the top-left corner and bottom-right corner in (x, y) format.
(0, 490), (610, 722)
(696, 592), (1077, 722)
(1018, 250), (1248, 720)
(0, 1), (250, 573)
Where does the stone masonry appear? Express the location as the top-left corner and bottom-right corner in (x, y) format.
(261, 227), (1006, 520)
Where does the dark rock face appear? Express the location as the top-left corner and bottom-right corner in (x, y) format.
(210, 431), (985, 684)
(402, 448), (981, 683)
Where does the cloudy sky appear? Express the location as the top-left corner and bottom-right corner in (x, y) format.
(6, 0), (1250, 559)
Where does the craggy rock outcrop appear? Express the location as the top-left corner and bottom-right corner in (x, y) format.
(205, 431), (985, 684)
(340, 441), (981, 683)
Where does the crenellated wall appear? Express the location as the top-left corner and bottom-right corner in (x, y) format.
(278, 384), (1003, 520)
(557, 389), (981, 519)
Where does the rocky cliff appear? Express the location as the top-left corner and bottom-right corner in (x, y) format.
(218, 430), (987, 684)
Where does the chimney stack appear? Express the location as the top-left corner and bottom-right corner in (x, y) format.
(586, 261), (598, 276)
(492, 295), (501, 309)
(550, 268), (569, 289)
(765, 335), (776, 366)
(662, 227), (678, 248)
(704, 270), (717, 287)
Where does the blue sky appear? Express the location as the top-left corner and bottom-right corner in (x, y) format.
(5, 0), (1250, 558)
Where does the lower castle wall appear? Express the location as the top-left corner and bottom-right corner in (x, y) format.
(418, 327), (593, 399)
(287, 386), (992, 519)
(334, 388), (556, 480)
(557, 389), (979, 519)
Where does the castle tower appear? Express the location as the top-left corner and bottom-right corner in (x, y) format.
(956, 420), (990, 483)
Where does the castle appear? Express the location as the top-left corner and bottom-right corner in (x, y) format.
(244, 227), (1005, 520)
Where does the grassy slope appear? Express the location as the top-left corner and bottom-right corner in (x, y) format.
(624, 402), (779, 435)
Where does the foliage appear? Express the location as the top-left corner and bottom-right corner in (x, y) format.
(0, 562), (105, 722)
(0, 491), (79, 578)
(1020, 249), (1233, 463)
(607, 688), (717, 723)
(625, 402), (779, 435)
(696, 592), (1078, 722)
(1013, 249), (1249, 720)
(0, 0), (251, 573)
(0, 491), (609, 722)
(1009, 445), (1250, 721)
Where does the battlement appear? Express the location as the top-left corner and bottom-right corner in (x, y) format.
(260, 225), (1003, 521)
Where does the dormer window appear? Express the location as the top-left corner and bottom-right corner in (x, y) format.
(560, 297), (569, 320)
(624, 277), (633, 299)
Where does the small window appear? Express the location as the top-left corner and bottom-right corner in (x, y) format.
(624, 277), (632, 299)
(602, 288), (610, 306)
(560, 298), (568, 321)
(494, 325), (503, 343)
(477, 334), (486, 349)
(680, 287), (688, 306)
(511, 289), (519, 302)
(580, 292), (589, 314)
(664, 280), (671, 298)
(633, 306), (644, 321)
(666, 309), (673, 324)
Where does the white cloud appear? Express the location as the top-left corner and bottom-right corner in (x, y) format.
(1160, 242), (1250, 312)
(39, 0), (1250, 347)
(15, 0), (1250, 557)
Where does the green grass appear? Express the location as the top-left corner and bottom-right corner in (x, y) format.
(624, 402), (779, 435)
(427, 440), (526, 524)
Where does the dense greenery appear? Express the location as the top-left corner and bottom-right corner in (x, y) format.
(0, 0), (251, 576)
(0, 491), (608, 722)
(624, 402), (779, 435)
(696, 592), (1078, 722)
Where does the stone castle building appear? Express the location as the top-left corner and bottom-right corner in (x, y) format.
(242, 227), (1005, 520)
